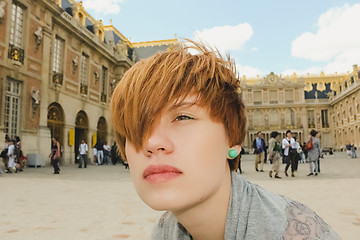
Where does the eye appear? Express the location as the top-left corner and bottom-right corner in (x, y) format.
(174, 114), (194, 121)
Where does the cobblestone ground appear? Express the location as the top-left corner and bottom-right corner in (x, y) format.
(0, 152), (359, 239)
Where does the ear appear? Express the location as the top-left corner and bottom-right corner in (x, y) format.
(230, 144), (242, 153)
(228, 144), (242, 159)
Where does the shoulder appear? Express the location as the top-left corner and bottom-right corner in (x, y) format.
(282, 200), (340, 239)
(152, 212), (191, 240)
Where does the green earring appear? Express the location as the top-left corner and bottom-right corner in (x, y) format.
(228, 149), (238, 158)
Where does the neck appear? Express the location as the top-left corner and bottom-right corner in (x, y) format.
(173, 169), (232, 240)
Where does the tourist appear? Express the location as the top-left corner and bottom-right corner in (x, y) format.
(1, 135), (10, 172)
(95, 141), (104, 165)
(15, 136), (26, 171)
(346, 143), (352, 158)
(103, 142), (111, 165)
(282, 130), (297, 177)
(110, 41), (339, 239)
(252, 131), (265, 172)
(351, 145), (357, 158)
(78, 139), (88, 168)
(49, 137), (61, 174)
(6, 139), (18, 173)
(307, 130), (321, 176)
(268, 131), (282, 179)
(93, 147), (97, 165)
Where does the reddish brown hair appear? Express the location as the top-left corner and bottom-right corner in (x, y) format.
(110, 40), (247, 171)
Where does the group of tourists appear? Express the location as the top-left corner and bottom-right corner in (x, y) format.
(252, 129), (322, 178)
(0, 135), (26, 174)
(345, 143), (357, 158)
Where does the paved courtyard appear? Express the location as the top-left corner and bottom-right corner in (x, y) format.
(1, 152), (359, 239)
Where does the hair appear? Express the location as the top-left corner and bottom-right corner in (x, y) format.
(286, 130), (292, 136)
(293, 137), (297, 141)
(310, 129), (318, 137)
(257, 131), (261, 135)
(110, 40), (247, 171)
(270, 131), (279, 139)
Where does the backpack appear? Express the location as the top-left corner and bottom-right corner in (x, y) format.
(305, 137), (314, 151)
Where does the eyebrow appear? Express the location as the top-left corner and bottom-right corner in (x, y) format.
(169, 101), (198, 111)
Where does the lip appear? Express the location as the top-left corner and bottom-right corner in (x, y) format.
(143, 164), (183, 183)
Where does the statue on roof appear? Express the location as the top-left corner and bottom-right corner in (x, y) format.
(115, 41), (128, 58)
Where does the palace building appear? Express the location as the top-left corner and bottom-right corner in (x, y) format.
(0, 0), (358, 165)
(0, 0), (178, 165)
(241, 65), (360, 151)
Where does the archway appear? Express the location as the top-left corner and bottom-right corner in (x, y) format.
(75, 111), (89, 162)
(47, 103), (65, 147)
(97, 117), (108, 144)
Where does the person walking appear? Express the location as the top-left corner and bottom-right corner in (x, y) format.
(268, 131), (282, 179)
(78, 139), (88, 168)
(95, 141), (104, 165)
(307, 130), (321, 176)
(352, 145), (357, 158)
(252, 131), (265, 172)
(49, 137), (61, 174)
(346, 143), (352, 158)
(6, 139), (18, 173)
(282, 130), (297, 177)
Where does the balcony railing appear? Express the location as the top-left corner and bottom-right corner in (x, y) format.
(8, 44), (24, 64)
(52, 72), (63, 85)
(101, 93), (107, 103)
(80, 84), (88, 95)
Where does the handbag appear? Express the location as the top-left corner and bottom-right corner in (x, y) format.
(305, 137), (314, 151)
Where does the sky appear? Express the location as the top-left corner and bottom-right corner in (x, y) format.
(81, 0), (360, 78)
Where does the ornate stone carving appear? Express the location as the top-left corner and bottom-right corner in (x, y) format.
(132, 50), (136, 62)
(0, 1), (5, 23)
(72, 56), (78, 74)
(94, 71), (100, 83)
(115, 41), (128, 58)
(31, 88), (41, 116)
(34, 26), (43, 51)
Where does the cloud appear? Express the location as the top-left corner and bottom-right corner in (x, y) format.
(236, 64), (262, 78)
(291, 3), (360, 73)
(82, 0), (124, 15)
(193, 23), (254, 53)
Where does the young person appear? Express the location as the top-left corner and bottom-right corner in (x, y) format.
(110, 41), (339, 239)
(49, 137), (61, 174)
(252, 131), (265, 172)
(307, 130), (321, 176)
(78, 139), (88, 168)
(268, 131), (282, 179)
(282, 130), (298, 177)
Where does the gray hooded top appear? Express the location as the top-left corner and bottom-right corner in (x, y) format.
(152, 172), (340, 240)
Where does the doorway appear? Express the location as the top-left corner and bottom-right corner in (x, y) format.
(75, 111), (89, 163)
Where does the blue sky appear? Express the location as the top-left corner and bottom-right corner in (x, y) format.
(82, 0), (360, 77)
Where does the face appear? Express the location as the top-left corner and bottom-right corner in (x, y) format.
(257, 132), (262, 138)
(81, 140), (85, 144)
(125, 95), (233, 212)
(287, 132), (292, 138)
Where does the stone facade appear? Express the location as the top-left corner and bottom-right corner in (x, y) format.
(0, 0), (178, 164)
(241, 67), (360, 150)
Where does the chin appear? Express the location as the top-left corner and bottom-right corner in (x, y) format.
(141, 190), (188, 212)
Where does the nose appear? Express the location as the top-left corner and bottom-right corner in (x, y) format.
(143, 124), (173, 157)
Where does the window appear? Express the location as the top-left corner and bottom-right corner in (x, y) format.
(253, 91), (262, 104)
(285, 89), (294, 103)
(321, 110), (329, 128)
(308, 110), (315, 128)
(269, 90), (278, 104)
(52, 36), (64, 73)
(4, 77), (21, 138)
(80, 53), (89, 95)
(9, 2), (24, 48)
(101, 66), (108, 102)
